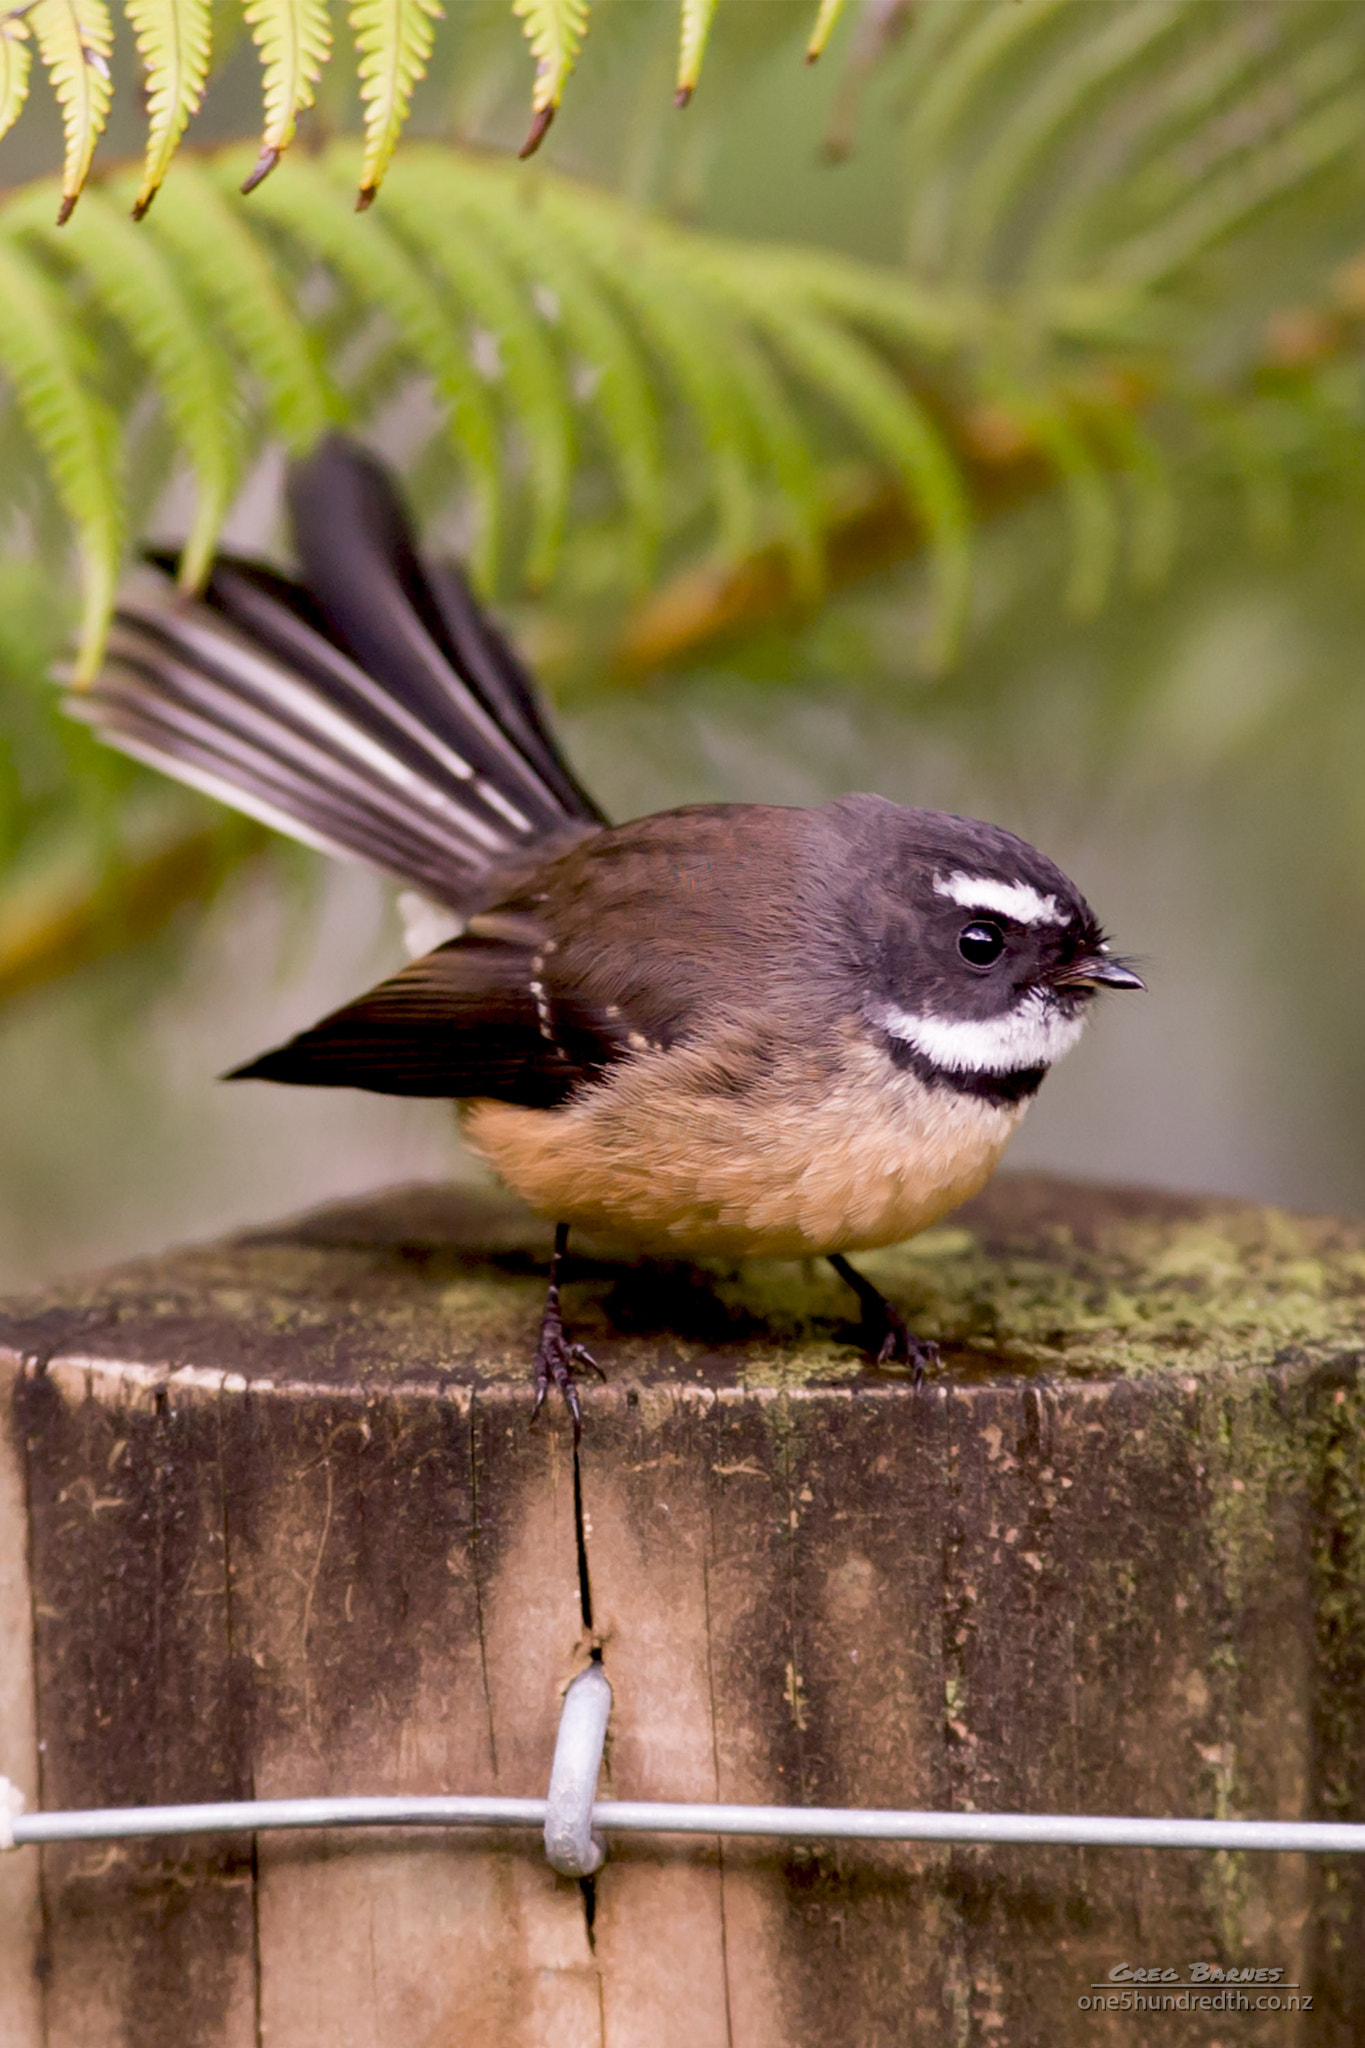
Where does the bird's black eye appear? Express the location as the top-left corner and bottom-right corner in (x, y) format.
(958, 920), (1005, 967)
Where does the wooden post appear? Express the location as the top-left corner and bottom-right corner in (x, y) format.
(2, 1172), (1364, 2046)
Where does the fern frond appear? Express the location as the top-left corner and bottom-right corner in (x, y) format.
(804, 0), (846, 66)
(1081, 393), (1176, 590)
(0, 813), (270, 1008)
(512, 0), (587, 156)
(438, 163), (666, 581)
(715, 322), (824, 597)
(223, 146), (502, 576)
(1019, 13), (1298, 290)
(1115, 20), (1357, 232)
(29, 0), (112, 223)
(0, 236), (119, 678)
(760, 306), (971, 667)
(898, 0), (1365, 314)
(1, 93), (1365, 685)
(541, 186), (761, 558)
(1105, 82), (1365, 293)
(350, 0), (441, 206)
(7, 183), (241, 585)
(952, 0), (1188, 283)
(379, 156), (572, 582)
(749, 246), (967, 356)
(1012, 392), (1119, 617)
(1201, 393), (1295, 556)
(904, 0), (1071, 274)
(675, 0), (717, 107)
(240, 0), (332, 194)
(123, 159), (334, 449)
(125, 0), (212, 217)
(0, 15), (32, 145)
(708, 250), (971, 664)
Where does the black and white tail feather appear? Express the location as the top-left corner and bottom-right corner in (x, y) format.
(68, 435), (606, 923)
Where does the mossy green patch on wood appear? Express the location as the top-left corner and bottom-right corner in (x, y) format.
(1, 1174), (1362, 1397)
(850, 1198), (1365, 1385)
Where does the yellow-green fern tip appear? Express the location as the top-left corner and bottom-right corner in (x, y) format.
(31, 0), (114, 223)
(126, 0), (214, 217)
(675, 0), (718, 108)
(512, 0), (587, 156)
(806, 0), (847, 63)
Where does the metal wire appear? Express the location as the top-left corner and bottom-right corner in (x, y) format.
(10, 1796), (545, 1846)
(10, 1795), (1365, 1856)
(6, 1656), (1362, 1860)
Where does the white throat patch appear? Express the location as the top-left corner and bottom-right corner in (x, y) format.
(877, 989), (1087, 1075)
(935, 870), (1064, 927)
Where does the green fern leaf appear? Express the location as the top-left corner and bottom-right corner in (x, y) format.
(28, 0), (112, 223)
(1085, 396), (1176, 590)
(1012, 392), (1118, 617)
(225, 147), (502, 579)
(804, 0), (846, 66)
(904, 0), (1072, 275)
(0, 17), (32, 145)
(675, 0), (717, 107)
(739, 291), (971, 667)
(118, 159), (333, 449)
(240, 0), (332, 195)
(7, 182), (242, 586)
(380, 158), (572, 584)
(1019, 11), (1286, 289)
(715, 322), (823, 595)
(434, 161), (665, 581)
(1106, 81), (1365, 293)
(350, 0), (442, 207)
(512, 0), (587, 156)
(749, 246), (967, 356)
(0, 237), (120, 679)
(125, 0), (213, 218)
(952, 0), (1187, 284)
(541, 185), (760, 558)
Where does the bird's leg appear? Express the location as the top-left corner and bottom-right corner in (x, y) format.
(828, 1253), (939, 1390)
(531, 1222), (604, 1440)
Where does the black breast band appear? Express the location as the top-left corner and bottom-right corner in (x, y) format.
(881, 1034), (1047, 1107)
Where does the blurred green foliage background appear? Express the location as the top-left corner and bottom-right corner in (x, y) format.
(4, 0), (1365, 1287)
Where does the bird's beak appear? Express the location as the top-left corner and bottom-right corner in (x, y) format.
(1053, 956), (1145, 993)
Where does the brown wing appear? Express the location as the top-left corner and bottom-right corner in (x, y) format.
(229, 802), (824, 1106)
(226, 930), (631, 1107)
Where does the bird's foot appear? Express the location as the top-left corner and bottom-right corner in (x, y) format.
(529, 1222), (606, 1440)
(530, 1309), (604, 1441)
(828, 1252), (938, 1391)
(864, 1298), (939, 1391)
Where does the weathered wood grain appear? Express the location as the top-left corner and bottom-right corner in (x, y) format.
(12, 1358), (255, 2048)
(0, 1350), (42, 2048)
(2, 1173), (1364, 2044)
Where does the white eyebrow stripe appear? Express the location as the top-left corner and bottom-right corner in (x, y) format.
(934, 871), (1064, 926)
(877, 992), (1087, 1074)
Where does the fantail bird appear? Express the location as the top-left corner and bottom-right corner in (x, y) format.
(70, 436), (1144, 1432)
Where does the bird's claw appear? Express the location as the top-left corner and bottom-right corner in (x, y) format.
(531, 1321), (603, 1440)
(871, 1304), (939, 1391)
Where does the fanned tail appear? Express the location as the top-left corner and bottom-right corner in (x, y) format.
(68, 435), (605, 910)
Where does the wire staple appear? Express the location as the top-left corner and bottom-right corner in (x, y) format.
(0, 1777), (25, 1852)
(544, 1662), (612, 1876)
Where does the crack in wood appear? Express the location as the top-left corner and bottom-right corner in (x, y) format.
(468, 1395), (500, 1782)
